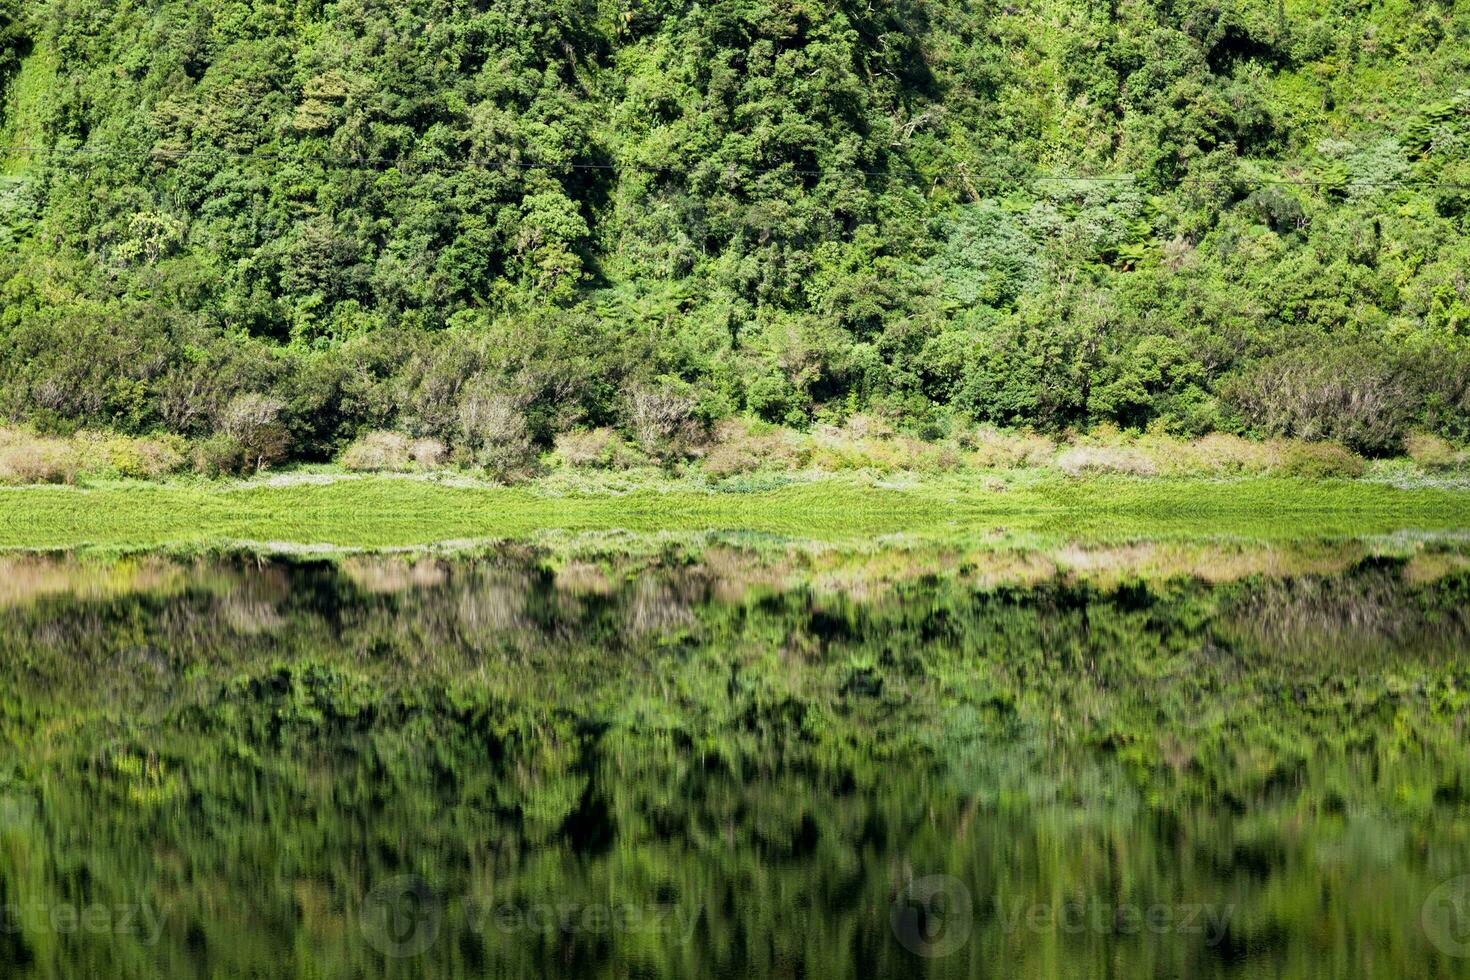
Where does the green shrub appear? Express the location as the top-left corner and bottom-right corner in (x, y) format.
(1143, 433), (1279, 476)
(1273, 442), (1366, 479)
(0, 427), (191, 482)
(75, 432), (189, 479)
(193, 435), (248, 478)
(807, 422), (959, 473)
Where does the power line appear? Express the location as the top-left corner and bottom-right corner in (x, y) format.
(1, 142), (1467, 191)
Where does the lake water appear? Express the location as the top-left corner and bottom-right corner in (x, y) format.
(1, 542), (1469, 978)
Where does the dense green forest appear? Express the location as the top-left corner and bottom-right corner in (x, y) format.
(0, 0), (1468, 467)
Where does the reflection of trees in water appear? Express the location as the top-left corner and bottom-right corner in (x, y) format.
(453, 564), (534, 639)
(0, 553), (1468, 977)
(218, 596), (284, 635)
(624, 575), (696, 637)
(340, 556), (448, 594)
(1220, 565), (1470, 659)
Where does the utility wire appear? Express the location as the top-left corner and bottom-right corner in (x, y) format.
(1, 142), (1467, 191)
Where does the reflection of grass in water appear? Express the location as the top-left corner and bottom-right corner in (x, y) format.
(2, 472), (1470, 554)
(8, 534), (1470, 609)
(0, 554), (193, 606)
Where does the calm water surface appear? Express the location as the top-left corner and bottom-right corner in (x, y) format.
(1, 542), (1469, 978)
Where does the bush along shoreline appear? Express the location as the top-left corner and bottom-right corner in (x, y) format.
(2, 416), (1466, 488)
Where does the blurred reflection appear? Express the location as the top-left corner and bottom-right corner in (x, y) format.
(0, 543), (1467, 978)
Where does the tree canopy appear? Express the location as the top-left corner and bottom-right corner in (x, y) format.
(1, 0), (1468, 458)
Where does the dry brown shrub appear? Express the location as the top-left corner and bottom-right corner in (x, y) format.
(1405, 432), (1460, 470)
(552, 428), (645, 470)
(702, 419), (804, 478)
(962, 428), (1056, 468)
(1054, 444), (1157, 477)
(341, 431), (415, 472)
(0, 429), (81, 484)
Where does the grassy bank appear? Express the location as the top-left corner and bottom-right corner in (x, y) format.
(9, 420), (1470, 487)
(3, 470), (1469, 555)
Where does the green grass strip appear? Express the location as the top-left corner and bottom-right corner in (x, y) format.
(2, 473), (1468, 554)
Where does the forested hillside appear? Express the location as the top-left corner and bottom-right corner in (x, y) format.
(0, 0), (1468, 467)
